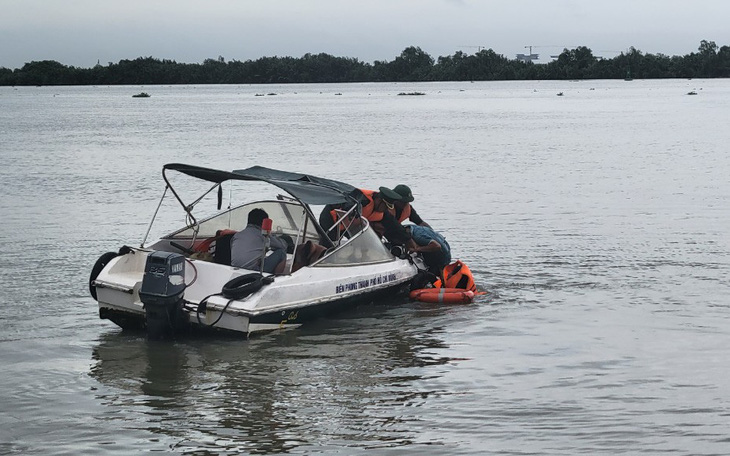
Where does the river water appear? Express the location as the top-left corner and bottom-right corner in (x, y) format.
(1, 80), (729, 455)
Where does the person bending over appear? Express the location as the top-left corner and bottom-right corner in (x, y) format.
(405, 224), (451, 275)
(231, 208), (287, 274)
(319, 187), (412, 247)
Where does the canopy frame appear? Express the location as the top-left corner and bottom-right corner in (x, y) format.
(150, 163), (364, 248)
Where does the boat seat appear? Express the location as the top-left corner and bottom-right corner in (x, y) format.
(292, 240), (328, 272)
(214, 231), (235, 266)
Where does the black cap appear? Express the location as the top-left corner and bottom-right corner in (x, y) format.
(392, 184), (414, 202)
(378, 186), (403, 203)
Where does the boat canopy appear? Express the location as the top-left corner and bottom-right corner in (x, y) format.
(163, 163), (361, 206)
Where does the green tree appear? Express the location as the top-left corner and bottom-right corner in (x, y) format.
(698, 40), (720, 76)
(388, 46), (434, 81)
(0, 67), (14, 85)
(552, 46), (597, 79)
(2, 40), (730, 86)
(15, 60), (74, 85)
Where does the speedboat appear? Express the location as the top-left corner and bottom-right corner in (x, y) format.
(90, 164), (425, 338)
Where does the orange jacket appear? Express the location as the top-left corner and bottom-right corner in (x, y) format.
(433, 260), (477, 292)
(327, 189), (384, 235)
(359, 189), (385, 222)
(392, 203), (411, 223)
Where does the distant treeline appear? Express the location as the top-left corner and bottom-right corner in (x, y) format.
(1, 40), (728, 86)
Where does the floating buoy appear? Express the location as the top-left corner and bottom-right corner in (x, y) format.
(409, 288), (475, 304)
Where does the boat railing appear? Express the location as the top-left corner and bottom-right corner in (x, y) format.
(314, 217), (394, 267)
(327, 205), (363, 244)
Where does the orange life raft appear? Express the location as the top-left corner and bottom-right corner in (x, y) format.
(409, 288), (475, 304)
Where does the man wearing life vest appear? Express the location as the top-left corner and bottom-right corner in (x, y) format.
(389, 184), (430, 227)
(319, 187), (412, 246)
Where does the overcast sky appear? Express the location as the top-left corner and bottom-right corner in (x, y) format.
(2, 0), (729, 69)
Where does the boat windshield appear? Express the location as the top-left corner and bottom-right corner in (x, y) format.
(160, 200), (394, 268)
(169, 200), (320, 244)
(315, 221), (394, 266)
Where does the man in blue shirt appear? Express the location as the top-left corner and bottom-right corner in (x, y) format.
(405, 224), (451, 275)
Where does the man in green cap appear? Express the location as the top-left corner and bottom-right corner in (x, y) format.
(390, 184), (430, 228)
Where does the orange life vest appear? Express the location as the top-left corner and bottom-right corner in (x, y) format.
(433, 260), (477, 292)
(396, 203), (412, 223)
(359, 189), (385, 222)
(328, 189), (384, 235)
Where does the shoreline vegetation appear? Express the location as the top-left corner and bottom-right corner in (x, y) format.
(1, 40), (728, 86)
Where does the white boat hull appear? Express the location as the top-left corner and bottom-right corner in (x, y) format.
(94, 248), (420, 337)
(90, 164), (430, 338)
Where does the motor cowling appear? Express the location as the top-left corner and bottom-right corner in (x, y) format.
(139, 251), (187, 339)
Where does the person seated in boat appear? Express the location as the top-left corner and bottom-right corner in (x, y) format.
(404, 224), (451, 275)
(388, 184), (430, 228)
(319, 187), (412, 247)
(230, 208), (287, 274)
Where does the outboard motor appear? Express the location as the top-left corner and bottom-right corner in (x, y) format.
(139, 251), (187, 339)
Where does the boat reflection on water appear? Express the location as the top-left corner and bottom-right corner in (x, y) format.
(88, 303), (460, 453)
